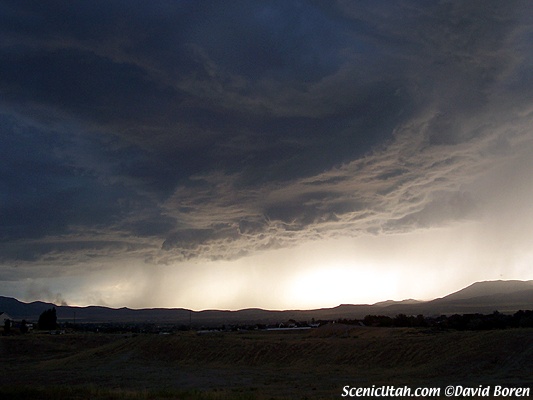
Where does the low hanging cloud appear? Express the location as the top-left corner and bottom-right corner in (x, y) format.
(158, 106), (532, 262)
(1, 1), (533, 270)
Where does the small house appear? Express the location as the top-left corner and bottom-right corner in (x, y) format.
(0, 312), (12, 323)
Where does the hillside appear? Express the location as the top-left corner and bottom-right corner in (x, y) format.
(2, 280), (533, 325)
(438, 280), (533, 301)
(1, 327), (532, 399)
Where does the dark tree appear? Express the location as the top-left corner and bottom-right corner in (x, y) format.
(3, 318), (11, 334)
(20, 320), (29, 334)
(38, 307), (58, 330)
(393, 313), (412, 327)
(363, 315), (393, 327)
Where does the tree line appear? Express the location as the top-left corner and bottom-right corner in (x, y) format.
(337, 310), (533, 330)
(4, 308), (533, 335)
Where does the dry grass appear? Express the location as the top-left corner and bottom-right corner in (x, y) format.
(1, 327), (532, 399)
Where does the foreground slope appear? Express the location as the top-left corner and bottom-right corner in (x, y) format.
(1, 327), (532, 399)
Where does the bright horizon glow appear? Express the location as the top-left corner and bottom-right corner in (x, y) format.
(6, 220), (533, 311)
(287, 264), (399, 309)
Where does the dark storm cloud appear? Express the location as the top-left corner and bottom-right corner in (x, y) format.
(1, 1), (532, 266)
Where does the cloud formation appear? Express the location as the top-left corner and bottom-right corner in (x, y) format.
(1, 1), (533, 307)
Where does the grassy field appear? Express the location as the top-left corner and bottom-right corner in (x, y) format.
(1, 325), (532, 399)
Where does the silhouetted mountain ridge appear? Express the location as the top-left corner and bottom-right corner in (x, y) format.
(1, 280), (532, 325)
(372, 298), (422, 307)
(435, 280), (533, 301)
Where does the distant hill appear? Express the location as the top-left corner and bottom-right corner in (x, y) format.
(1, 280), (532, 325)
(372, 298), (422, 307)
(437, 280), (533, 301)
(0, 297), (54, 320)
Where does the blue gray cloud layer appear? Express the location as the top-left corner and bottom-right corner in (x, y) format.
(1, 1), (533, 267)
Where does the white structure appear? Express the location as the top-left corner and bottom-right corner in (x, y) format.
(0, 312), (12, 323)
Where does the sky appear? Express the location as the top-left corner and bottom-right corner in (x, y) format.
(1, 1), (533, 311)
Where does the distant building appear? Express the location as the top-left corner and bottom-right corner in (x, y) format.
(0, 312), (12, 323)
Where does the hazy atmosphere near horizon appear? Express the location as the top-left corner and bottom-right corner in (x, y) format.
(1, 1), (533, 311)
